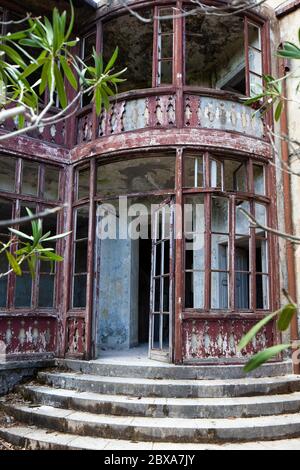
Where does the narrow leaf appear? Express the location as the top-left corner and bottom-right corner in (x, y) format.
(277, 303), (297, 331)
(6, 251), (22, 276)
(238, 311), (278, 351)
(244, 344), (291, 373)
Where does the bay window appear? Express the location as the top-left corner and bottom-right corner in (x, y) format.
(0, 155), (63, 311)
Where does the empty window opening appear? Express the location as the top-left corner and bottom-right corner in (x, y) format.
(185, 13), (246, 94)
(103, 10), (153, 93)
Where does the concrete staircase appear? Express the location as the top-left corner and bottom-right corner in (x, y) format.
(1, 359), (300, 450)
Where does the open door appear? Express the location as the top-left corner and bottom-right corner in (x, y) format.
(149, 198), (174, 362)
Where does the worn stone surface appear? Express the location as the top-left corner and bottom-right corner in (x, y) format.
(21, 384), (300, 419)
(37, 370), (300, 398)
(56, 357), (293, 379)
(1, 425), (300, 450)
(0, 360), (54, 396)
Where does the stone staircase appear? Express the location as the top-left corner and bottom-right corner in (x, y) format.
(1, 359), (300, 450)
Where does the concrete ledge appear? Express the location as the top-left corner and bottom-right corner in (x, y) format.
(0, 359), (55, 396)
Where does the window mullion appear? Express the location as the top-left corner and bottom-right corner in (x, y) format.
(250, 199), (256, 310)
(229, 195), (235, 312)
(204, 193), (211, 311)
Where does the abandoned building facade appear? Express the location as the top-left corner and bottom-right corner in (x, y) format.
(0, 0), (299, 367)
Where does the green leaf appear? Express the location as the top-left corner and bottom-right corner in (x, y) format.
(60, 55), (77, 90)
(0, 44), (25, 67)
(6, 251), (22, 276)
(54, 62), (67, 108)
(9, 228), (33, 241)
(65, 0), (75, 41)
(274, 100), (283, 122)
(277, 303), (297, 331)
(238, 311), (278, 351)
(20, 62), (42, 80)
(39, 60), (50, 95)
(95, 85), (102, 116)
(243, 344), (291, 373)
(42, 251), (63, 262)
(104, 46), (119, 74)
(43, 231), (71, 242)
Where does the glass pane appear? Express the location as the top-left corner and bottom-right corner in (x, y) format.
(152, 314), (160, 348)
(185, 14), (245, 94)
(256, 238), (268, 273)
(255, 203), (267, 237)
(250, 73), (263, 96)
(159, 60), (172, 84)
(162, 314), (169, 349)
(253, 165), (265, 195)
(82, 32), (96, 59)
(248, 23), (261, 50)
(185, 234), (205, 270)
(184, 194), (205, 234)
(0, 156), (16, 193)
(184, 156), (204, 188)
(163, 239), (170, 274)
(211, 234), (229, 270)
(155, 242), (161, 276)
(97, 156), (176, 196)
(210, 159), (222, 188)
(211, 272), (229, 309)
(249, 48), (262, 75)
(159, 8), (174, 33)
(75, 206), (89, 240)
(235, 272), (250, 309)
(38, 274), (54, 308)
(224, 160), (246, 192)
(159, 33), (173, 59)
(15, 273), (32, 308)
(75, 240), (88, 274)
(163, 277), (170, 312)
(78, 168), (90, 200)
(185, 271), (204, 309)
(103, 10), (153, 92)
(44, 166), (60, 201)
(0, 199), (13, 235)
(73, 274), (87, 308)
(236, 200), (250, 235)
(235, 237), (250, 271)
(154, 278), (160, 312)
(211, 197), (229, 233)
(0, 278), (7, 308)
(22, 161), (39, 196)
(256, 274), (269, 309)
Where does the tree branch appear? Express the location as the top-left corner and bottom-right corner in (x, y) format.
(0, 205), (66, 229)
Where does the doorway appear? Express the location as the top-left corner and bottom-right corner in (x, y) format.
(93, 196), (174, 362)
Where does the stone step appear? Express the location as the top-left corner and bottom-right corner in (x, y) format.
(2, 403), (300, 443)
(21, 384), (300, 419)
(38, 371), (300, 398)
(56, 359), (292, 380)
(2, 425), (300, 450)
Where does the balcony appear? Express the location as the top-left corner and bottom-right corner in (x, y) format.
(75, 88), (265, 146)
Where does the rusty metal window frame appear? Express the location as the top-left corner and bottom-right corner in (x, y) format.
(182, 151), (271, 314)
(0, 156), (63, 312)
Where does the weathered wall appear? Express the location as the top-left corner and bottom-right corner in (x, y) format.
(267, 1), (300, 335)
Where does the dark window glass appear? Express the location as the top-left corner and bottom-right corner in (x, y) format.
(97, 156), (176, 196)
(44, 166), (60, 201)
(77, 168), (90, 200)
(103, 10), (153, 93)
(22, 161), (39, 196)
(0, 156), (16, 193)
(185, 14), (246, 94)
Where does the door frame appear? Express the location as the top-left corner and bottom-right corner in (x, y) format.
(148, 197), (175, 363)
